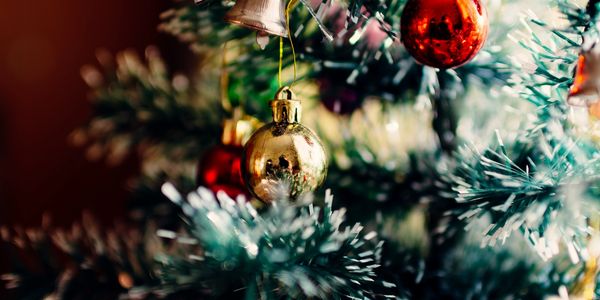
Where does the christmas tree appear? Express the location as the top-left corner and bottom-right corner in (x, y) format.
(4, 0), (600, 298)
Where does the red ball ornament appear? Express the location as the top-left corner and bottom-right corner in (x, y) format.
(400, 0), (489, 69)
(197, 116), (259, 198)
(198, 144), (246, 198)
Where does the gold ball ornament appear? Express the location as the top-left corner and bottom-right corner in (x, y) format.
(242, 87), (328, 203)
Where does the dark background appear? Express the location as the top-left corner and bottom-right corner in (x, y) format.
(0, 0), (191, 279)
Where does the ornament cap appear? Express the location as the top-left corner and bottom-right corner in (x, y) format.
(270, 86), (301, 123)
(221, 109), (261, 146)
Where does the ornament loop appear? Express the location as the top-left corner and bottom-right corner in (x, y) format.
(274, 86), (295, 100)
(271, 86), (301, 123)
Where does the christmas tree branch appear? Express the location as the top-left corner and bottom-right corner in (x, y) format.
(1, 214), (172, 299)
(442, 0), (600, 259)
(74, 47), (222, 166)
(157, 184), (398, 299)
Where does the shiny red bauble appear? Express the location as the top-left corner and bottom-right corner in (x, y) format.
(197, 144), (247, 198)
(401, 0), (489, 69)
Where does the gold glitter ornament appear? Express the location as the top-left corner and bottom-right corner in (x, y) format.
(242, 86), (328, 203)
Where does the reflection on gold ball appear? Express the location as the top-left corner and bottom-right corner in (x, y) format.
(242, 95), (327, 203)
(242, 121), (327, 203)
(242, 86), (328, 203)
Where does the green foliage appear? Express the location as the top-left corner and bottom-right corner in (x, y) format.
(443, 0), (600, 261)
(157, 184), (396, 299)
(75, 48), (222, 163)
(428, 219), (579, 300)
(447, 132), (600, 256)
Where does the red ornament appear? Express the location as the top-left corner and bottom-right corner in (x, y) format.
(198, 144), (247, 198)
(401, 0), (489, 69)
(197, 115), (260, 198)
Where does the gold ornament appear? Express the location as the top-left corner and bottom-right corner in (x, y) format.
(568, 42), (600, 107)
(242, 87), (328, 203)
(224, 0), (288, 37)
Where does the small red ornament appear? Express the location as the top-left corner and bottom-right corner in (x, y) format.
(401, 0), (489, 69)
(198, 144), (246, 198)
(197, 116), (259, 198)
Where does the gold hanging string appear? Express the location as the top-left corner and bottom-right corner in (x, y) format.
(286, 0), (298, 87)
(220, 43), (233, 112)
(278, 36), (284, 87)
(277, 0), (299, 88)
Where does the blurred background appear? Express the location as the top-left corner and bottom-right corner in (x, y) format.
(0, 1), (194, 283)
(0, 0), (194, 228)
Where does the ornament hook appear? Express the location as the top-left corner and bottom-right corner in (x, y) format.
(277, 0), (298, 88)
